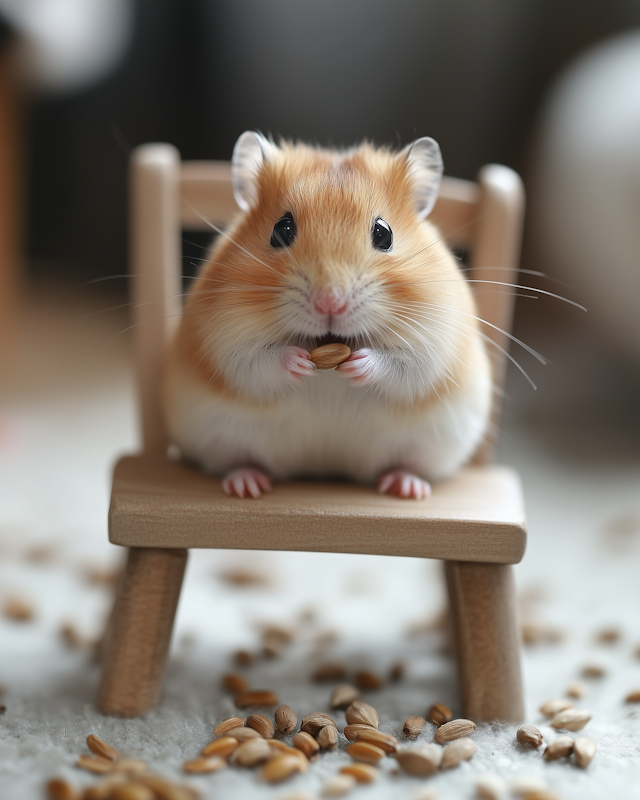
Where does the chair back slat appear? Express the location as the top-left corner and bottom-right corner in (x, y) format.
(131, 147), (524, 463)
(469, 165), (525, 464)
(130, 145), (182, 454)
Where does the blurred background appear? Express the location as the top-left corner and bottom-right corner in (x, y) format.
(1, 3), (639, 797)
(0, 0), (636, 294)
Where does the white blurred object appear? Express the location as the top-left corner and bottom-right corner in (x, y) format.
(531, 30), (640, 359)
(0, 0), (133, 92)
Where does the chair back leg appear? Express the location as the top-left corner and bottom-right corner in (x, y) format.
(98, 547), (188, 716)
(445, 560), (524, 722)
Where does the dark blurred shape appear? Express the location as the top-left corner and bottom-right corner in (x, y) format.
(23, 0), (640, 287)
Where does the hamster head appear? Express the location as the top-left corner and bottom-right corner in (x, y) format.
(187, 131), (477, 394)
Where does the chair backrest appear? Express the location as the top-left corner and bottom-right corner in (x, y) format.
(130, 144), (524, 464)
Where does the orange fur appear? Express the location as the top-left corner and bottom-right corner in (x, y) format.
(169, 140), (480, 411)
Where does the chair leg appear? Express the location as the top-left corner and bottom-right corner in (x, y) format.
(97, 547), (188, 716)
(444, 560), (524, 723)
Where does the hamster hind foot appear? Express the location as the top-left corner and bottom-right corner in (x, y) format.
(222, 467), (272, 499)
(377, 470), (431, 500)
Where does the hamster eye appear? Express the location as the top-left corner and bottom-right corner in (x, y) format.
(270, 213), (297, 248)
(372, 218), (393, 251)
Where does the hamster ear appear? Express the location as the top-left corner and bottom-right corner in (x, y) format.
(400, 136), (443, 218)
(231, 131), (276, 211)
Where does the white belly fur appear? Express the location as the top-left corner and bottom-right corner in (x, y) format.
(165, 359), (492, 485)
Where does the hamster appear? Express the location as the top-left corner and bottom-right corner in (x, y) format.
(163, 131), (492, 499)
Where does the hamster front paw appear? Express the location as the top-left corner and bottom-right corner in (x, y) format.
(222, 467), (272, 498)
(281, 346), (316, 381)
(335, 348), (380, 385)
(377, 470), (431, 500)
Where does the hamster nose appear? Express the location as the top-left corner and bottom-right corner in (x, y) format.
(314, 288), (349, 316)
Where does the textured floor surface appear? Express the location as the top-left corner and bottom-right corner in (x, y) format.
(1, 293), (639, 799)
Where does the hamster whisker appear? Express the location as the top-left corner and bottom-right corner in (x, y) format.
(396, 304), (537, 390)
(419, 279), (586, 311)
(183, 201), (282, 278)
(183, 237), (214, 252)
(384, 310), (460, 387)
(385, 309), (463, 372)
(103, 322), (138, 352)
(400, 300), (547, 365)
(393, 212), (483, 260)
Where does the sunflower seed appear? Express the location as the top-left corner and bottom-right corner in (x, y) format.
(343, 724), (376, 741)
(427, 702), (452, 727)
(475, 773), (505, 800)
(441, 737), (477, 769)
(86, 735), (120, 761)
(355, 671), (383, 691)
(46, 779), (80, 800)
(110, 784), (155, 800)
(275, 704), (297, 734)
(183, 756), (226, 773)
(434, 718), (476, 743)
(516, 725), (543, 748)
(549, 708), (591, 732)
(214, 716), (245, 736)
(225, 726), (262, 741)
(293, 731), (320, 759)
(76, 756), (113, 774)
(317, 725), (338, 750)
(222, 673), (249, 694)
(581, 664), (606, 679)
(261, 753), (304, 783)
(231, 738), (271, 767)
(330, 684), (360, 710)
(573, 736), (596, 768)
(300, 712), (335, 736)
(539, 699), (573, 717)
(246, 713), (274, 739)
(322, 774), (357, 797)
(566, 681), (586, 699)
(313, 663), (347, 682)
(339, 764), (378, 783)
(403, 716), (426, 738)
(201, 736), (238, 758)
(543, 735), (574, 761)
(345, 742), (385, 765)
(345, 701), (379, 729)
(394, 744), (441, 776)
(235, 690), (279, 708)
(355, 728), (398, 753)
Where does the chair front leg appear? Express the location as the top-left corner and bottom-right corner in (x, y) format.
(445, 560), (524, 723)
(98, 547), (188, 716)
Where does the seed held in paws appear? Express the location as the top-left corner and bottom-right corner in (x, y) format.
(309, 343), (351, 369)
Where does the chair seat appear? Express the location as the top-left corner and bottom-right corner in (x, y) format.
(109, 455), (526, 564)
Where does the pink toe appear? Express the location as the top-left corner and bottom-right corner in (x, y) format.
(245, 475), (260, 498)
(377, 470), (430, 500)
(256, 472), (272, 491)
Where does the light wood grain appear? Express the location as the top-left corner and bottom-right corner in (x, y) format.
(131, 145), (181, 455)
(98, 547), (187, 716)
(469, 165), (525, 464)
(445, 560), (524, 722)
(109, 455), (526, 564)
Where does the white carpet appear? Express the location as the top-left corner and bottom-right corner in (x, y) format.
(1, 294), (639, 799)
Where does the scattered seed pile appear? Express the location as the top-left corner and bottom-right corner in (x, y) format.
(45, 682), (611, 800)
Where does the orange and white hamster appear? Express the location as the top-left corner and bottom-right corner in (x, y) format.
(163, 131), (491, 499)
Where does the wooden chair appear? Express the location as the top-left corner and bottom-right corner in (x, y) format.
(97, 144), (526, 721)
